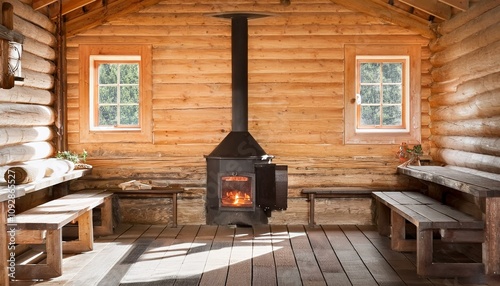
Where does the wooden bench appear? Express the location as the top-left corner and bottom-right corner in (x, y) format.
(1, 168), (91, 285)
(398, 165), (500, 276)
(301, 187), (374, 227)
(111, 187), (184, 227)
(373, 191), (485, 277)
(12, 189), (113, 280)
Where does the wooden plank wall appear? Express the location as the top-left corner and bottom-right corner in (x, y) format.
(429, 1), (500, 174)
(0, 0), (56, 171)
(66, 0), (431, 225)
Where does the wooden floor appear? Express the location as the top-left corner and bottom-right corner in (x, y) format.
(12, 224), (498, 286)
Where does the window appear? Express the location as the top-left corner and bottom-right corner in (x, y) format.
(345, 45), (421, 144)
(79, 45), (152, 142)
(91, 58), (140, 129)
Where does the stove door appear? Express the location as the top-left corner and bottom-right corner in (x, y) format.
(255, 164), (288, 212)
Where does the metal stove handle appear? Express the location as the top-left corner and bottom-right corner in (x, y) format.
(260, 154), (275, 163)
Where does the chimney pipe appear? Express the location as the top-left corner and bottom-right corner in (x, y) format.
(231, 16), (248, 132)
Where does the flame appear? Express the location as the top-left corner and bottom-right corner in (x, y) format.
(222, 190), (252, 207)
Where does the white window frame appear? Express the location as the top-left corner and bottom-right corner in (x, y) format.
(89, 55), (141, 131)
(355, 55), (410, 134)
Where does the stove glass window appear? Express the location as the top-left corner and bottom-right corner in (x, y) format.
(220, 175), (254, 208)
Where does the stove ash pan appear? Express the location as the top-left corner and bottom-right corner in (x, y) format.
(206, 157), (288, 226)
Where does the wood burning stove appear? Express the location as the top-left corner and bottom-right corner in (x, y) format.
(205, 12), (288, 226)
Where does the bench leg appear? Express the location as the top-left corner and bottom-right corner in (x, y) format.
(390, 210), (416, 252)
(485, 197), (500, 275)
(376, 201), (391, 236)
(63, 210), (93, 253)
(308, 193), (315, 227)
(15, 229), (63, 280)
(417, 228), (484, 277)
(94, 197), (114, 236)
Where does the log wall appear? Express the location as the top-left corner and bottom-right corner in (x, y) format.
(66, 0), (432, 225)
(0, 0), (56, 167)
(429, 1), (500, 174)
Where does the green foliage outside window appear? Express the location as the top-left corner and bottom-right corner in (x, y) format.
(359, 61), (403, 127)
(97, 63), (139, 127)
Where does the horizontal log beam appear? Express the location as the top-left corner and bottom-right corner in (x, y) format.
(430, 116), (500, 137)
(19, 68), (55, 90)
(433, 148), (500, 174)
(430, 5), (500, 53)
(0, 103), (55, 126)
(23, 36), (56, 60)
(6, 0), (56, 33)
(438, 0), (500, 35)
(13, 14), (55, 46)
(429, 71), (500, 107)
(430, 22), (500, 67)
(0, 141), (54, 165)
(0, 85), (54, 104)
(432, 136), (500, 157)
(430, 88), (500, 121)
(0, 126), (54, 146)
(431, 40), (500, 82)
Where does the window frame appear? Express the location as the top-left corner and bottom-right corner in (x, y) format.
(79, 45), (152, 143)
(344, 44), (421, 145)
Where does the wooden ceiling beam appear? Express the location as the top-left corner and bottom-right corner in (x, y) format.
(32, 0), (57, 11)
(48, 0), (98, 19)
(438, 0), (469, 11)
(399, 0), (452, 20)
(332, 0), (436, 38)
(65, 0), (164, 38)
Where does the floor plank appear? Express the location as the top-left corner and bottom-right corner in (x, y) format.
(226, 226), (253, 286)
(305, 226), (350, 286)
(13, 224), (492, 286)
(287, 225), (326, 285)
(271, 225), (301, 286)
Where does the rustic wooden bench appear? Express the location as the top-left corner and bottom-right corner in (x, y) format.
(398, 165), (500, 276)
(1, 168), (92, 285)
(111, 187), (184, 227)
(373, 191), (484, 277)
(301, 187), (375, 227)
(13, 189), (113, 280)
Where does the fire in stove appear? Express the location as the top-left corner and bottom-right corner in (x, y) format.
(222, 190), (252, 206)
(219, 174), (255, 209)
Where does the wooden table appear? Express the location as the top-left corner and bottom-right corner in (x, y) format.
(398, 165), (500, 275)
(111, 187), (184, 227)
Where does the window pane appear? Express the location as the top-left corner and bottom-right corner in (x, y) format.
(360, 63), (380, 83)
(99, 105), (117, 126)
(99, 64), (118, 84)
(361, 106), (380, 126)
(360, 85), (380, 104)
(120, 105), (139, 125)
(99, 86), (117, 103)
(382, 63), (402, 83)
(382, 105), (402, 126)
(120, 86), (139, 103)
(120, 64), (139, 84)
(383, 85), (402, 104)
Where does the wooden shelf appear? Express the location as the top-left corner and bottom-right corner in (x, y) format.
(0, 169), (92, 201)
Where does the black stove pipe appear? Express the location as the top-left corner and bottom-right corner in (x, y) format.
(231, 16), (249, 132)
